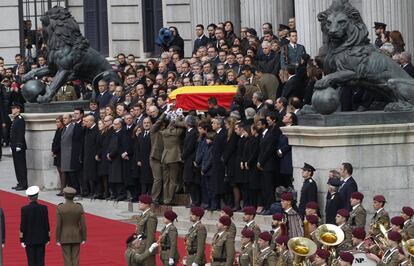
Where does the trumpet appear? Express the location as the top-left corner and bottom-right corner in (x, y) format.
(314, 224), (345, 265)
(288, 237), (317, 266)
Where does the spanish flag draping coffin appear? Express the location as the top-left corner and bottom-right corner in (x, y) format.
(168, 85), (237, 111)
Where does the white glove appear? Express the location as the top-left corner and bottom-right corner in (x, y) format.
(16, 147), (21, 152)
(81, 241), (86, 245)
(169, 258), (174, 265)
(21, 243), (26, 248)
(56, 242), (61, 246)
(192, 263), (198, 266)
(149, 242), (158, 253)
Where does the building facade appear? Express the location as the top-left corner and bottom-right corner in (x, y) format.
(1, 0), (413, 65)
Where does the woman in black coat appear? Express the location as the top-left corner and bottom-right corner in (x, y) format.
(52, 116), (64, 196)
(242, 125), (261, 207)
(222, 118), (239, 210)
(134, 125), (153, 195)
(96, 120), (111, 199)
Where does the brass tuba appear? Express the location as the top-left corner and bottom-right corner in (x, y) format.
(288, 237), (317, 266)
(403, 239), (414, 257)
(315, 224), (345, 265)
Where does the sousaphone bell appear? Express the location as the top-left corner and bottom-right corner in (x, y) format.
(288, 237), (317, 266)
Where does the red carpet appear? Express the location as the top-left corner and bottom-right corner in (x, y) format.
(0, 190), (211, 266)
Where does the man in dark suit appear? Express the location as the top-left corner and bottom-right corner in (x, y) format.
(275, 97), (287, 128)
(193, 24), (208, 56)
(257, 118), (278, 215)
(181, 115), (199, 206)
(281, 65), (303, 99)
(211, 118), (227, 211)
(72, 108), (85, 195)
(298, 163), (318, 218)
(10, 102), (27, 190)
(82, 115), (99, 198)
(325, 178), (345, 224)
(96, 80), (112, 108)
(338, 162), (358, 210)
(136, 117), (153, 195)
(88, 99), (100, 122)
(121, 114), (136, 201)
(107, 118), (125, 200)
(20, 186), (50, 266)
(400, 52), (414, 78)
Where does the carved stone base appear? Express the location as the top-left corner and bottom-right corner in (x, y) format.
(24, 100), (89, 113)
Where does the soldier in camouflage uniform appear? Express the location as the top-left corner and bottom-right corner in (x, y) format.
(238, 229), (254, 266)
(125, 234), (159, 266)
(159, 210), (180, 266)
(256, 232), (277, 266)
(210, 216), (235, 266)
(185, 206), (207, 266)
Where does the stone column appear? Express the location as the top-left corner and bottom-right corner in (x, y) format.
(23, 113), (62, 190)
(361, 0), (414, 54)
(239, 0), (294, 36)
(282, 123), (414, 220)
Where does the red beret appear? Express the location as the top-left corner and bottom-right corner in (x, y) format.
(258, 231), (272, 242)
(221, 206), (233, 217)
(272, 213), (284, 221)
(352, 227), (366, 240)
(306, 201), (319, 210)
(191, 206), (205, 218)
(281, 192), (293, 201)
(388, 231), (402, 242)
(339, 252), (354, 263)
(276, 235), (289, 245)
(219, 216), (231, 227)
(402, 206), (414, 217)
(164, 210), (177, 221)
(316, 249), (330, 260)
(139, 194), (152, 204)
(305, 215), (319, 225)
(373, 195), (386, 202)
(241, 229), (254, 239)
(351, 192), (364, 201)
(243, 206), (256, 215)
(391, 216), (405, 227)
(337, 209), (350, 218)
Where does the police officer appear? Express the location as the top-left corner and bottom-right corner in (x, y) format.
(20, 186), (50, 266)
(185, 206), (207, 266)
(10, 102), (27, 190)
(135, 194), (158, 266)
(298, 163), (318, 218)
(159, 210), (179, 266)
(238, 229), (254, 266)
(211, 216), (235, 266)
(56, 187), (87, 266)
(256, 232), (277, 265)
(125, 234), (159, 266)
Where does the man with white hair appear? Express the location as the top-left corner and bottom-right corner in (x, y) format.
(107, 118), (126, 200)
(399, 51), (414, 78)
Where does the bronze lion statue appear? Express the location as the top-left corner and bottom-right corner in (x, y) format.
(305, 0), (414, 114)
(22, 6), (119, 103)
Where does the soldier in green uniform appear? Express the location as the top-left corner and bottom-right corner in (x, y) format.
(135, 194), (158, 266)
(305, 215), (320, 247)
(159, 210), (180, 266)
(220, 206), (236, 240)
(125, 234), (159, 266)
(337, 252), (354, 266)
(313, 249), (330, 266)
(238, 229), (254, 266)
(348, 192), (367, 229)
(401, 206), (414, 241)
(275, 236), (292, 265)
(367, 231), (401, 266)
(185, 206), (207, 266)
(56, 187), (87, 266)
(368, 195), (390, 237)
(351, 227), (367, 251)
(52, 82), (78, 101)
(210, 216), (235, 266)
(270, 213), (283, 251)
(256, 232), (277, 266)
(242, 206), (261, 241)
(336, 209), (353, 253)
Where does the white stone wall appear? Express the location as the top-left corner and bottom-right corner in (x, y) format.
(67, 0), (84, 34)
(0, 0), (21, 65)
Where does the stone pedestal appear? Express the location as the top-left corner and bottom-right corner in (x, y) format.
(281, 123), (414, 220)
(23, 113), (65, 190)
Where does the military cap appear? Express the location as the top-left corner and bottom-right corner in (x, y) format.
(352, 227), (366, 240)
(243, 206), (256, 215)
(373, 195), (386, 203)
(281, 192), (293, 201)
(373, 22), (387, 29)
(306, 201), (319, 210)
(316, 249), (330, 260)
(241, 229), (254, 239)
(258, 231), (272, 242)
(402, 206), (414, 217)
(351, 191), (364, 201)
(276, 235), (289, 245)
(219, 216), (231, 227)
(305, 215), (319, 225)
(137, 234), (146, 241)
(272, 213), (284, 221)
(327, 178), (342, 187)
(126, 233), (137, 244)
(139, 194), (152, 204)
(25, 186), (39, 196)
(339, 252), (354, 263)
(301, 163), (316, 172)
(63, 186), (77, 195)
(337, 209), (350, 218)
(388, 231), (402, 242)
(191, 206), (205, 218)
(221, 206), (233, 217)
(391, 216), (405, 227)
(164, 210), (177, 221)
(279, 24), (290, 31)
(11, 102), (23, 109)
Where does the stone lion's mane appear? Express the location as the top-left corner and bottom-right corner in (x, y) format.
(41, 7), (89, 69)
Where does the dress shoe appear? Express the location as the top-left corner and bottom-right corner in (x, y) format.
(116, 195), (127, 201)
(56, 192), (64, 196)
(93, 194), (104, 200)
(12, 184), (20, 190)
(15, 186), (27, 191)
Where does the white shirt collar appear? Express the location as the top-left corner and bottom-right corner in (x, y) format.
(142, 208), (150, 216)
(376, 208), (384, 214)
(404, 219), (411, 226)
(216, 128), (222, 134)
(192, 220), (201, 227)
(342, 176), (351, 183)
(356, 241), (364, 249)
(90, 124), (96, 129)
(290, 43), (297, 48)
(218, 231), (225, 237)
(352, 204), (360, 210)
(246, 220), (255, 227)
(260, 246), (270, 252)
(285, 207), (292, 213)
(262, 128), (268, 136)
(166, 223), (172, 228)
